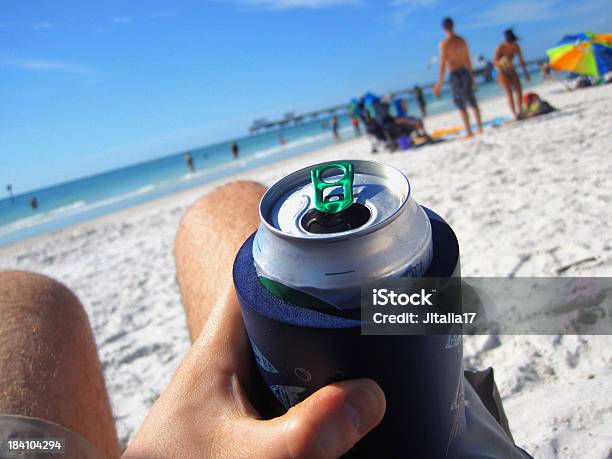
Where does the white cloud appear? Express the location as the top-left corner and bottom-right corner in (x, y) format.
(467, 0), (558, 29)
(112, 16), (133, 24)
(149, 10), (180, 18)
(230, 0), (363, 9)
(32, 22), (55, 30)
(387, 0), (439, 27)
(1, 58), (93, 74)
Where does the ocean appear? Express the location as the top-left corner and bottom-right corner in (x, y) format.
(0, 75), (541, 247)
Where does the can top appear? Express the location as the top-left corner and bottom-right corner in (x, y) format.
(260, 160), (411, 241)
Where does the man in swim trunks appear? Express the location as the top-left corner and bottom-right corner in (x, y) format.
(433, 17), (483, 138)
(494, 28), (531, 119)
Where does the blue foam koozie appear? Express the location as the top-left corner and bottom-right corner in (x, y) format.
(233, 207), (465, 458)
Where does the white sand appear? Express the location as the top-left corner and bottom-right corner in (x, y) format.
(1, 81), (611, 457)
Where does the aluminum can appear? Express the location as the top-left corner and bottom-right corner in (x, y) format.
(233, 159), (465, 458)
(253, 159), (433, 309)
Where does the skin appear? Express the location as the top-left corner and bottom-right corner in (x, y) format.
(0, 181), (386, 459)
(493, 41), (531, 119)
(433, 27), (483, 137)
(0, 271), (120, 458)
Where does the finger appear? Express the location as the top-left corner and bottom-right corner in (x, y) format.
(244, 379), (386, 459)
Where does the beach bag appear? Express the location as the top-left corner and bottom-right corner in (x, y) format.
(397, 135), (412, 150)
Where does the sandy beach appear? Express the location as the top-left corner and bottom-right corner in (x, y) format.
(1, 81), (611, 457)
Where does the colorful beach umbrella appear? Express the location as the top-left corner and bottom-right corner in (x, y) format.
(547, 32), (612, 77)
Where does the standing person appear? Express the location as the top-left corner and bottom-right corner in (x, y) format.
(184, 152), (195, 173)
(413, 85), (427, 118)
(331, 115), (340, 140)
(231, 142), (239, 160)
(6, 184), (14, 203)
(351, 115), (361, 136)
(30, 197), (39, 210)
(433, 17), (483, 138)
(494, 28), (531, 119)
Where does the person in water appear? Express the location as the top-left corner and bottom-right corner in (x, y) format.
(433, 17), (483, 138)
(30, 197), (38, 210)
(331, 115), (340, 140)
(493, 28), (530, 119)
(6, 184), (14, 203)
(231, 142), (239, 160)
(184, 152), (195, 172)
(413, 85), (427, 118)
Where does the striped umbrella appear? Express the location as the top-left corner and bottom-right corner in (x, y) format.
(547, 32), (612, 78)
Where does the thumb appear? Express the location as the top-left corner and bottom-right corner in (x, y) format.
(252, 379), (386, 459)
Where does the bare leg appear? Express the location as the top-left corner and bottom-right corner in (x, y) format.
(458, 108), (472, 138)
(471, 105), (483, 135)
(510, 72), (524, 114)
(174, 181), (266, 341)
(0, 271), (119, 458)
(498, 73), (516, 118)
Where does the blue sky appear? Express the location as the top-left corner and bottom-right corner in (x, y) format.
(1, 0), (610, 193)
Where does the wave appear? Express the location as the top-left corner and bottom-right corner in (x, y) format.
(1, 126), (356, 242)
(0, 185), (158, 238)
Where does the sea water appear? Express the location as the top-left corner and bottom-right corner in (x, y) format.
(0, 75), (542, 247)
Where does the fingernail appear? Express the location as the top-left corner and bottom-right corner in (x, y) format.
(342, 379), (386, 436)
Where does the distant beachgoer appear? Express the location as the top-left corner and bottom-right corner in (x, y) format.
(30, 197), (38, 210)
(433, 17), (483, 138)
(391, 98), (433, 143)
(231, 142), (239, 160)
(519, 92), (556, 119)
(184, 152), (195, 172)
(279, 134), (287, 145)
(6, 184), (14, 203)
(540, 62), (552, 79)
(413, 85), (427, 118)
(494, 28), (531, 119)
(351, 115), (361, 136)
(331, 116), (340, 140)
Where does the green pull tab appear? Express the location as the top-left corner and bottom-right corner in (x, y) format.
(311, 162), (354, 214)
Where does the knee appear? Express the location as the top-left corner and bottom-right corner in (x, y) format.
(0, 271), (88, 337)
(180, 181), (265, 224)
(176, 180), (266, 247)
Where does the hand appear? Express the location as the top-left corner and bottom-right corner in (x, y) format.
(432, 82), (442, 97)
(123, 289), (386, 459)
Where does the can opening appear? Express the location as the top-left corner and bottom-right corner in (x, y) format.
(300, 203), (371, 234)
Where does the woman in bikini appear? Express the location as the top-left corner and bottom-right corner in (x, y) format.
(494, 29), (530, 119)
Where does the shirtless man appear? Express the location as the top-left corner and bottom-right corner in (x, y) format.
(494, 28), (530, 119)
(433, 17), (483, 138)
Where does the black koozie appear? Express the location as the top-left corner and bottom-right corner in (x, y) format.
(233, 208), (465, 457)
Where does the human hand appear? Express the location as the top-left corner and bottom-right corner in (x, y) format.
(432, 82), (442, 97)
(122, 288), (386, 459)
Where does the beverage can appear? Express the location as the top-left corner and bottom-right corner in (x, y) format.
(253, 159), (433, 309)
